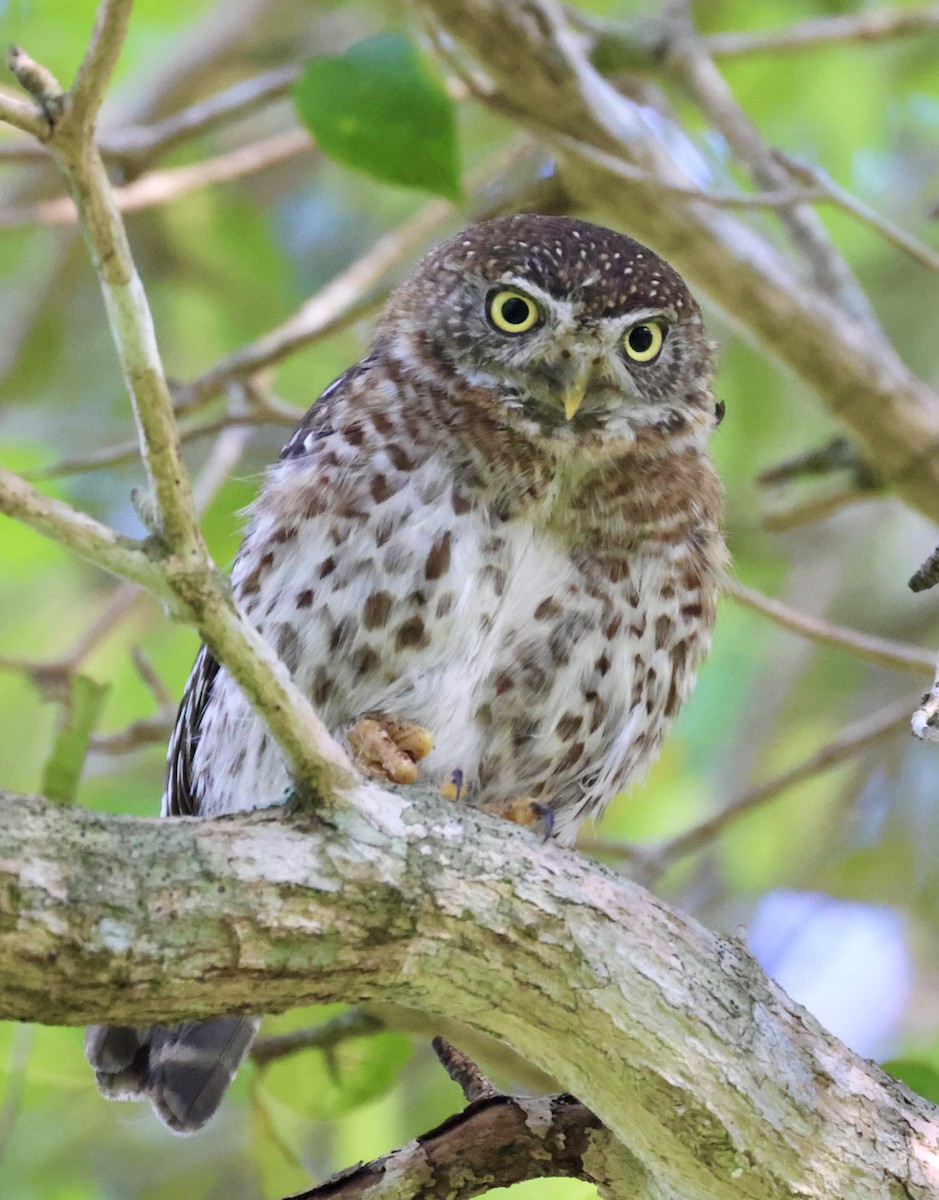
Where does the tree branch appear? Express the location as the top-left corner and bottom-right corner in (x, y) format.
(1, 786), (937, 1200)
(704, 4), (939, 59)
(286, 1093), (608, 1200)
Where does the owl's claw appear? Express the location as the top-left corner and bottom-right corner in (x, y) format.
(480, 796), (555, 841)
(439, 768), (465, 802)
(347, 715), (434, 785)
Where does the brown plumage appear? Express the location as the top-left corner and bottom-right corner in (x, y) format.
(86, 213), (726, 1132)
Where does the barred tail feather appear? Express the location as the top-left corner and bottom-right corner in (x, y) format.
(85, 1016), (260, 1133)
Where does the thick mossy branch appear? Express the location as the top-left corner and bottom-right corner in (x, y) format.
(0, 787), (937, 1200)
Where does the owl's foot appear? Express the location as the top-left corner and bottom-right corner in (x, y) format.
(347, 715), (434, 785)
(481, 796), (555, 841)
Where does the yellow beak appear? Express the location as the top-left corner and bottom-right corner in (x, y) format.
(561, 362), (594, 421)
(563, 387), (585, 422)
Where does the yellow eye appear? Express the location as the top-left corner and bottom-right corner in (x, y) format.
(487, 289), (541, 334)
(624, 321), (665, 363)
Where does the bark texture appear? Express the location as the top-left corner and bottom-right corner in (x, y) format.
(1, 787), (937, 1200)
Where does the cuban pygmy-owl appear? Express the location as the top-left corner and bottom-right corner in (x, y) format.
(86, 213), (726, 1132)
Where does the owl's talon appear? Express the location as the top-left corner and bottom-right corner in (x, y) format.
(347, 715), (433, 785)
(481, 796), (555, 840)
(439, 768), (465, 802)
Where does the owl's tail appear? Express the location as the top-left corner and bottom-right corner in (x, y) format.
(84, 1015), (260, 1133)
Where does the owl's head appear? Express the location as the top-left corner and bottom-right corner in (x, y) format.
(378, 214), (719, 447)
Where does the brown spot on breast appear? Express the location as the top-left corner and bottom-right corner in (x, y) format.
(318, 557), (337, 578)
(352, 646), (380, 678)
(272, 526), (297, 544)
(603, 614), (623, 640)
(664, 676), (681, 717)
(387, 443), (413, 471)
(425, 532), (452, 580)
(329, 618), (354, 653)
(344, 423), (365, 447)
(370, 474), (396, 504)
(371, 410), (394, 436)
(495, 672), (515, 695)
(534, 597), (563, 620)
(482, 566), (506, 597)
(655, 615), (674, 649)
(435, 593), (454, 618)
(312, 668), (332, 707)
(364, 591), (393, 629)
(296, 589), (315, 609)
(556, 712), (583, 739)
(681, 602), (703, 620)
(240, 551), (275, 598)
(557, 741), (585, 772)
(395, 616), (430, 650)
(275, 623), (301, 673)
(451, 491), (472, 515)
(596, 652), (611, 676)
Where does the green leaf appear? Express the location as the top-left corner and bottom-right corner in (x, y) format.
(292, 33), (461, 200)
(259, 1026), (412, 1120)
(883, 1058), (939, 1105)
(41, 675), (109, 806)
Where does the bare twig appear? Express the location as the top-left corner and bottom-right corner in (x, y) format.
(645, 696), (913, 875)
(665, 6), (881, 332)
(726, 581), (935, 675)
(0, 468), (173, 599)
(66, 0), (132, 129)
(104, 63), (301, 172)
(911, 652), (939, 743)
(432, 1037), (500, 1103)
(548, 134), (831, 209)
(0, 129), (314, 229)
(4, 47), (61, 129)
(761, 486), (879, 533)
(251, 1010), (384, 1067)
(910, 544), (939, 594)
(27, 403), (293, 482)
(90, 712), (174, 755)
(777, 153), (939, 277)
(704, 5), (939, 59)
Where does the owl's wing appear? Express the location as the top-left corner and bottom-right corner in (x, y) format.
(162, 362), (372, 818)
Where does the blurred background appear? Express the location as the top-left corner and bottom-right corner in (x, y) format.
(2, 0), (939, 1196)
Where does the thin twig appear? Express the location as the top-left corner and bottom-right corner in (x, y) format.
(0, 468), (173, 599)
(0, 129), (314, 229)
(66, 0), (132, 129)
(6, 46), (64, 125)
(27, 403), (294, 482)
(911, 651), (939, 742)
(432, 1038), (500, 1103)
(777, 153), (939, 277)
(761, 487), (878, 533)
(665, 4), (882, 333)
(705, 5), (939, 59)
(90, 712), (174, 754)
(550, 133), (831, 208)
(647, 696), (912, 874)
(174, 206), (450, 413)
(104, 63), (301, 172)
(727, 580), (935, 675)
(251, 1010), (384, 1067)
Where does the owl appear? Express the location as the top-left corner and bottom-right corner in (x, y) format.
(85, 214), (726, 1132)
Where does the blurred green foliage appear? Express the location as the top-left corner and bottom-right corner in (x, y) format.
(1, 0), (939, 1197)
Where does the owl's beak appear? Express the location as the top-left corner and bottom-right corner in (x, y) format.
(561, 363), (592, 421)
(563, 387), (585, 421)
